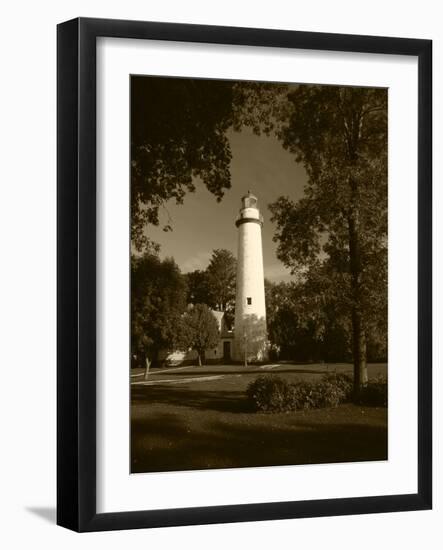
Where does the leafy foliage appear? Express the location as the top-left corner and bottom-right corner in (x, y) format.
(265, 281), (318, 361)
(247, 373), (359, 413)
(206, 249), (237, 314)
(131, 77), (239, 253)
(178, 304), (220, 366)
(265, 279), (352, 362)
(185, 270), (212, 306)
(131, 254), (187, 368)
(355, 377), (388, 407)
(267, 85), (388, 390)
(246, 375), (297, 413)
(185, 249), (236, 328)
(322, 372), (354, 401)
(291, 379), (345, 409)
(235, 313), (269, 364)
(231, 81), (290, 136)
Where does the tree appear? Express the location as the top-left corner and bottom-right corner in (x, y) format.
(131, 254), (187, 379)
(265, 278), (338, 362)
(185, 270), (212, 307)
(265, 279), (297, 359)
(178, 304), (220, 366)
(269, 85), (387, 393)
(206, 249), (237, 314)
(185, 250), (237, 329)
(131, 77), (239, 253)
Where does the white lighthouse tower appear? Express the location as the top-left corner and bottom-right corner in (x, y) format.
(233, 191), (268, 363)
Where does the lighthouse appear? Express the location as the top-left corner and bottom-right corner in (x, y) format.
(233, 191), (268, 363)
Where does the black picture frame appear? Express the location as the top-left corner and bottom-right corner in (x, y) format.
(57, 17), (432, 532)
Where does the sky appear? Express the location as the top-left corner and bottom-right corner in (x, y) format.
(147, 127), (308, 282)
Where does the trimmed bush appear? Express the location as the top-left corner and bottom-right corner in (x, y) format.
(246, 373), (387, 413)
(322, 372), (353, 401)
(356, 378), (388, 407)
(246, 375), (296, 413)
(247, 373), (351, 412)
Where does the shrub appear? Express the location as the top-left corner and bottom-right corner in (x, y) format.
(292, 379), (347, 409)
(322, 372), (353, 401)
(247, 373), (352, 413)
(313, 379), (345, 408)
(247, 372), (387, 412)
(246, 375), (296, 412)
(356, 378), (388, 407)
(290, 381), (316, 410)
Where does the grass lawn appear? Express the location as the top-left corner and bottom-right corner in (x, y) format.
(131, 363), (387, 473)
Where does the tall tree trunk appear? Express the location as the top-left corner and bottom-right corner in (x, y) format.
(197, 352), (202, 367)
(352, 306), (368, 389)
(144, 355), (151, 381)
(348, 179), (368, 395)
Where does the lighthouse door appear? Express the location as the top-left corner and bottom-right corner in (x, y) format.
(223, 341), (231, 362)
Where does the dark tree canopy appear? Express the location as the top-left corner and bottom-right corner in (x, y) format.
(131, 77), (239, 252)
(131, 254), (187, 370)
(268, 85), (388, 390)
(185, 270), (212, 306)
(265, 279), (349, 363)
(270, 85), (387, 274)
(178, 304), (220, 366)
(206, 249), (237, 313)
(184, 249), (236, 330)
(265, 276), (386, 363)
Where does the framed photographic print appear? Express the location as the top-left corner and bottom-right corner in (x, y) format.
(57, 17), (432, 531)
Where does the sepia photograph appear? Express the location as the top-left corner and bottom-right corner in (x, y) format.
(130, 75), (388, 474)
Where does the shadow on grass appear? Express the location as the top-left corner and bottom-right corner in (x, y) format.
(131, 407), (387, 473)
(131, 372), (388, 474)
(131, 385), (253, 414)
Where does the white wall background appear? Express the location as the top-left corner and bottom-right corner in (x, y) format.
(0, 0), (441, 548)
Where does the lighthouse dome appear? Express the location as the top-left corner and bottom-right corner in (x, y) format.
(236, 190), (263, 227)
(241, 190), (258, 209)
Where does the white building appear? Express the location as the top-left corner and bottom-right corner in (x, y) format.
(159, 192), (268, 367)
(233, 192), (268, 362)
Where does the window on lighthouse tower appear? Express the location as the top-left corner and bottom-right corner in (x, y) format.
(247, 297), (252, 305)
